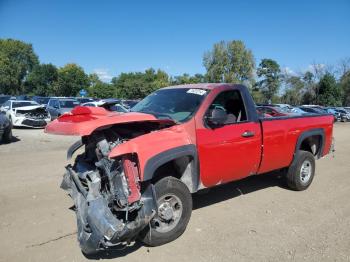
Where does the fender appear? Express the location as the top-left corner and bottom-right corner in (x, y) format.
(294, 128), (325, 159)
(108, 125), (199, 191)
(143, 144), (198, 180)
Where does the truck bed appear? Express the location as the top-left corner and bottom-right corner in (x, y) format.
(258, 114), (334, 174)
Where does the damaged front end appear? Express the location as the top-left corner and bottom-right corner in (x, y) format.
(15, 106), (50, 128)
(61, 128), (157, 255)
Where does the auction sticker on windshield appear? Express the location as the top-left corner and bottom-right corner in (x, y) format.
(187, 89), (207, 95)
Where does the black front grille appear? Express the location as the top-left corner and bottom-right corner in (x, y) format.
(22, 119), (47, 127)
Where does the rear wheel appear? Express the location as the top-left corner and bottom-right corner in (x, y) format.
(286, 150), (315, 191)
(139, 176), (192, 246)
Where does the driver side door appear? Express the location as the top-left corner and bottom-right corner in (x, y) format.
(196, 89), (262, 187)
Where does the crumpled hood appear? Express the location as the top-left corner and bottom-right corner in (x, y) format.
(45, 106), (175, 136)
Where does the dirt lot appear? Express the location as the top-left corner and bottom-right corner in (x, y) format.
(0, 124), (350, 262)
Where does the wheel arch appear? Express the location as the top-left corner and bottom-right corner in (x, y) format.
(143, 144), (200, 193)
(294, 128), (325, 160)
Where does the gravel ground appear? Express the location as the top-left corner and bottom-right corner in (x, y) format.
(0, 123), (349, 262)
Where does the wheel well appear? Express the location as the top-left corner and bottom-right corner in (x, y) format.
(299, 135), (322, 156)
(151, 155), (199, 193)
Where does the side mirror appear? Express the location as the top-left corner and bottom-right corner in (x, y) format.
(206, 108), (227, 127)
(53, 105), (59, 109)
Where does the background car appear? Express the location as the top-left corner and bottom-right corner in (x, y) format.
(32, 96), (51, 106)
(46, 98), (80, 120)
(0, 95), (16, 106)
(333, 108), (350, 122)
(256, 106), (290, 117)
(298, 106), (326, 114)
(16, 95), (31, 101)
(289, 107), (308, 115)
(325, 108), (341, 122)
(82, 98), (129, 113)
(76, 97), (95, 104)
(0, 112), (12, 143)
(121, 99), (140, 110)
(0, 100), (50, 128)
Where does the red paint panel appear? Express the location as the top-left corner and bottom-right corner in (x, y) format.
(45, 106), (173, 136)
(258, 115), (334, 174)
(109, 120), (196, 180)
(196, 121), (262, 187)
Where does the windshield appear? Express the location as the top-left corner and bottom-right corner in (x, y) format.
(131, 88), (208, 123)
(59, 100), (79, 108)
(13, 101), (38, 108)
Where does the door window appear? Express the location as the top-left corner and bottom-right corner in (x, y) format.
(206, 90), (247, 125)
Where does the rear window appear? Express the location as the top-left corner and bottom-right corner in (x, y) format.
(59, 100), (79, 108)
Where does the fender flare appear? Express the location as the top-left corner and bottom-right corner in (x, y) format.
(143, 144), (200, 192)
(294, 128), (325, 159)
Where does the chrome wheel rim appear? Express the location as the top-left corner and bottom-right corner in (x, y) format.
(300, 160), (312, 184)
(153, 194), (183, 233)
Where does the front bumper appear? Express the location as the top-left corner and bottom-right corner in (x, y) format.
(13, 116), (50, 128)
(61, 166), (157, 254)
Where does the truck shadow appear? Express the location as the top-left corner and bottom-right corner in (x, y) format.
(193, 171), (286, 210)
(84, 242), (143, 260)
(83, 171), (286, 259)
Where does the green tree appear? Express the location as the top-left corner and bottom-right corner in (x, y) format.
(301, 71), (316, 104)
(0, 39), (39, 94)
(340, 70), (350, 106)
(172, 73), (206, 85)
(55, 64), (89, 96)
(24, 63), (58, 96)
(87, 73), (116, 98)
(318, 73), (342, 106)
(112, 68), (170, 99)
(203, 40), (255, 85)
(281, 76), (304, 105)
(256, 58), (281, 103)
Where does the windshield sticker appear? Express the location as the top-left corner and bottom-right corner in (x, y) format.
(187, 89), (207, 95)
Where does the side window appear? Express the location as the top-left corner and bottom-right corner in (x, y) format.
(54, 100), (59, 108)
(48, 100), (53, 107)
(206, 90), (247, 124)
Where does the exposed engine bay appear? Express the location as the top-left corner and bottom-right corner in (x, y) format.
(61, 122), (171, 254)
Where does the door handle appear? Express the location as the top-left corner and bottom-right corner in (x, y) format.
(241, 131), (255, 138)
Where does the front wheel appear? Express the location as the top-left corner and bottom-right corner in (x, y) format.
(286, 150), (315, 191)
(139, 176), (192, 246)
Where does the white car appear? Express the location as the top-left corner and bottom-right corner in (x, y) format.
(82, 99), (129, 113)
(0, 100), (51, 128)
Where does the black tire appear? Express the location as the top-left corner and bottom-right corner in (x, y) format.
(286, 150), (315, 191)
(139, 176), (192, 246)
(3, 125), (12, 143)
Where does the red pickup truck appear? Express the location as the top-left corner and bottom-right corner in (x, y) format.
(46, 83), (334, 255)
